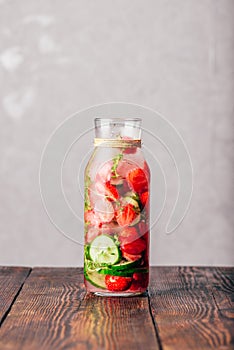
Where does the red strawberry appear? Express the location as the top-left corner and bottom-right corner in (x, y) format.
(116, 160), (136, 178)
(84, 210), (102, 227)
(101, 222), (120, 235)
(122, 251), (142, 262)
(94, 199), (114, 223)
(96, 181), (119, 202)
(89, 183), (102, 207)
(129, 273), (149, 291)
(96, 161), (113, 182)
(118, 227), (139, 244)
(127, 168), (148, 193)
(140, 191), (149, 208)
(105, 275), (132, 291)
(86, 227), (100, 243)
(121, 237), (146, 255)
(105, 181), (119, 201)
(116, 203), (137, 227)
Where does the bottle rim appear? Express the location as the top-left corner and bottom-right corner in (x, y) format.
(95, 117), (142, 122)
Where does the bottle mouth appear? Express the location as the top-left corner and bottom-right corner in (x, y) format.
(95, 118), (142, 122)
(94, 118), (142, 139)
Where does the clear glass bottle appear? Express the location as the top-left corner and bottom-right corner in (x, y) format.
(84, 118), (150, 296)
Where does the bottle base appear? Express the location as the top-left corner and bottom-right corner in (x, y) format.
(94, 291), (146, 297)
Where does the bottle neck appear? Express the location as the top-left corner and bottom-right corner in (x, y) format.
(94, 118), (142, 140)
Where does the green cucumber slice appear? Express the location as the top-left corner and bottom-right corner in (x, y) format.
(111, 259), (141, 271)
(89, 234), (121, 265)
(98, 268), (133, 277)
(98, 267), (148, 277)
(84, 244), (90, 259)
(84, 268), (106, 289)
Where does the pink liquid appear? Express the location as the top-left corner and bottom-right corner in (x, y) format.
(84, 152), (150, 296)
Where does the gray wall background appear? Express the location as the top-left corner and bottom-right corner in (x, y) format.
(0, 0), (233, 267)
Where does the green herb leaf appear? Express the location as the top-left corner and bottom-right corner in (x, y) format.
(111, 153), (123, 178)
(84, 174), (92, 211)
(84, 221), (91, 233)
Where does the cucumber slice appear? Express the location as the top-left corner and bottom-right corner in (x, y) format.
(98, 267), (148, 277)
(111, 259), (141, 271)
(84, 244), (90, 259)
(84, 268), (106, 289)
(89, 234), (121, 265)
(98, 268), (133, 277)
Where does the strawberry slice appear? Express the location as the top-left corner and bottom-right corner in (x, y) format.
(84, 210), (102, 227)
(89, 183), (103, 207)
(94, 181), (106, 196)
(129, 272), (149, 291)
(116, 203), (137, 227)
(105, 275), (132, 291)
(119, 227), (145, 259)
(94, 199), (114, 223)
(101, 222), (120, 235)
(121, 237), (146, 255)
(86, 227), (100, 243)
(140, 191), (149, 208)
(96, 181), (119, 201)
(96, 161), (113, 182)
(127, 168), (148, 193)
(118, 227), (139, 244)
(116, 159), (137, 178)
(122, 251), (142, 262)
(105, 181), (119, 201)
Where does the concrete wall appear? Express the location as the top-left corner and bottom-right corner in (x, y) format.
(0, 0), (233, 266)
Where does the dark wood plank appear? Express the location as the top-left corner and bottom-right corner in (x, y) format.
(2, 266), (232, 349)
(68, 292), (159, 350)
(0, 266), (31, 325)
(205, 267), (234, 318)
(148, 266), (234, 350)
(0, 268), (86, 350)
(0, 267), (159, 350)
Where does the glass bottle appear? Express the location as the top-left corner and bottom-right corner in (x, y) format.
(84, 118), (150, 296)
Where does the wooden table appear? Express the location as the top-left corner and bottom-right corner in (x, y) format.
(0, 266), (233, 350)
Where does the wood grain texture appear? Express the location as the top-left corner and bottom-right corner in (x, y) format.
(148, 266), (234, 350)
(68, 292), (159, 350)
(0, 266), (233, 350)
(0, 268), (86, 350)
(0, 267), (159, 350)
(0, 266), (31, 325)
